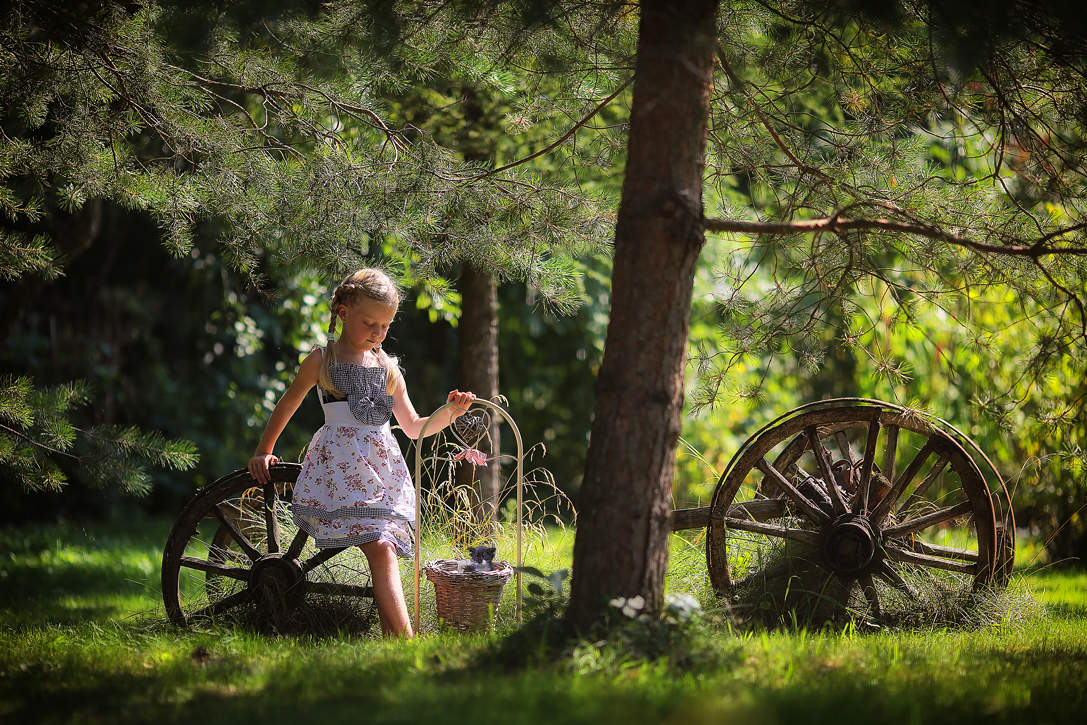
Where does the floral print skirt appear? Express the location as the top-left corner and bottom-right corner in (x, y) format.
(291, 419), (415, 557)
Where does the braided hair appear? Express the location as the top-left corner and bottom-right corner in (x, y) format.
(319, 268), (403, 397)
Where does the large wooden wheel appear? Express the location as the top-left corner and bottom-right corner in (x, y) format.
(705, 398), (1014, 622)
(161, 463), (374, 628)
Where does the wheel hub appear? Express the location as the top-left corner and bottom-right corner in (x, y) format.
(822, 514), (878, 574)
(248, 554), (304, 621)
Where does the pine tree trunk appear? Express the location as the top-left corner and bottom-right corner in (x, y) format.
(456, 263), (501, 528)
(565, 0), (718, 629)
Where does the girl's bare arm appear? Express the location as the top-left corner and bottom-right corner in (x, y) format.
(248, 348), (322, 483)
(392, 377), (475, 440)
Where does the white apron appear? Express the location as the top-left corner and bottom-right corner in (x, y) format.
(291, 367), (415, 556)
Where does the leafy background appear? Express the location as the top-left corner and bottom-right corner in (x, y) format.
(2, 0), (1085, 561)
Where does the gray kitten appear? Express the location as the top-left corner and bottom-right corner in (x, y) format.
(456, 545), (497, 572)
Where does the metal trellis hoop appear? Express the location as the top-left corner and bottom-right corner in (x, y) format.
(413, 398), (524, 634)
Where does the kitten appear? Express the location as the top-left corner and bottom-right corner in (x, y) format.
(469, 545), (496, 572)
(456, 545), (497, 572)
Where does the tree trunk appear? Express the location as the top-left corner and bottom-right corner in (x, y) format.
(456, 263), (501, 529)
(565, 0), (718, 629)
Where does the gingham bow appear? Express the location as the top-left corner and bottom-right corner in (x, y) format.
(330, 364), (394, 426)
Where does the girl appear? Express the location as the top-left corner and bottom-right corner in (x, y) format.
(248, 268), (475, 638)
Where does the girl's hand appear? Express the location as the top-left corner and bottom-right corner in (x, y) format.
(248, 453), (280, 484)
(446, 389), (476, 418)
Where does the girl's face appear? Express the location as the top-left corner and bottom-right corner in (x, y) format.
(338, 297), (397, 351)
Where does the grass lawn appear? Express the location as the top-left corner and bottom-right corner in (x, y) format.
(2, 516), (1086, 724)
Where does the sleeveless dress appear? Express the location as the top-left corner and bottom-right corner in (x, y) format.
(291, 358), (415, 557)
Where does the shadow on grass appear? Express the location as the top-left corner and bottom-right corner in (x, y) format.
(0, 518), (169, 626)
(0, 560), (160, 628)
(0, 604), (127, 628)
(4, 626), (1087, 725)
(0, 650), (676, 725)
(0, 558), (154, 600)
(0, 547), (161, 627)
(744, 673), (1087, 725)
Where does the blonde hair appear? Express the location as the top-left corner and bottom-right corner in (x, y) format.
(319, 268), (403, 396)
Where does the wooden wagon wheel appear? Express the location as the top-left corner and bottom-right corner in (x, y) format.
(162, 463), (374, 628)
(705, 399), (1013, 622)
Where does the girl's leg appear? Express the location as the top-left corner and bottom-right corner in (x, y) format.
(375, 601), (392, 634)
(360, 539), (413, 638)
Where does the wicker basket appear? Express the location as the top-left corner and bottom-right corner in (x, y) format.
(423, 559), (513, 631)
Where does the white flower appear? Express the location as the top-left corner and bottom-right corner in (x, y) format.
(621, 595), (645, 619)
(610, 594), (650, 619)
(664, 592), (703, 621)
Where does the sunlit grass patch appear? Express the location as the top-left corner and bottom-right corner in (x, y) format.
(2, 518), (1087, 725)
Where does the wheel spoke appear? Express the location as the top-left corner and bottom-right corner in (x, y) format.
(901, 538), (979, 562)
(835, 430), (856, 467)
(300, 546), (348, 574)
(871, 438), (936, 523)
(212, 505), (262, 562)
(725, 498), (787, 522)
(882, 500), (973, 538)
(304, 581), (375, 598)
(807, 426), (848, 515)
(723, 517), (822, 546)
(882, 424), (899, 486)
(885, 545), (976, 574)
(876, 560), (918, 599)
(860, 574), (882, 619)
(263, 483), (281, 554)
(755, 458), (831, 525)
(190, 589), (251, 620)
(854, 419), (881, 515)
(285, 528), (309, 561)
(180, 556), (250, 581)
(706, 403), (1008, 605)
(898, 456), (949, 516)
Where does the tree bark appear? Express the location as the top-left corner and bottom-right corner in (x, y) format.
(565, 0), (718, 630)
(456, 263), (501, 528)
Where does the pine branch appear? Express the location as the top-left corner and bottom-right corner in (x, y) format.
(0, 231), (63, 281)
(703, 215), (1087, 259)
(468, 76), (632, 180)
(0, 376), (34, 428)
(0, 422), (79, 461)
(714, 44), (833, 184)
(78, 425), (200, 472)
(0, 374), (198, 494)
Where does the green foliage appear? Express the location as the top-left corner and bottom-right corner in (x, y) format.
(666, 0), (1087, 556)
(566, 592), (730, 674)
(0, 0), (613, 292)
(0, 375), (196, 495)
(0, 231), (59, 281)
(1, 0), (628, 507)
(3, 0), (1086, 568)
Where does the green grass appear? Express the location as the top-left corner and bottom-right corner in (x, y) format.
(2, 518), (1086, 724)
